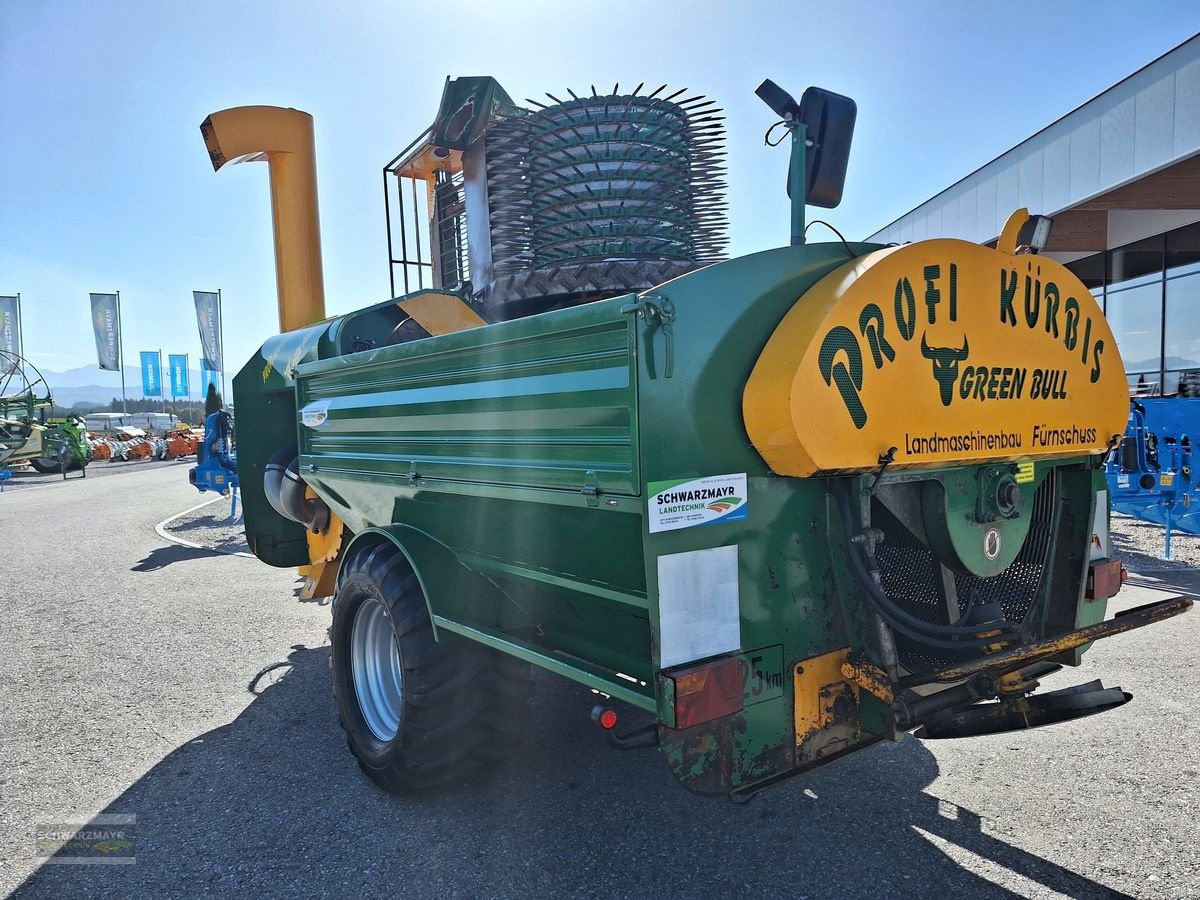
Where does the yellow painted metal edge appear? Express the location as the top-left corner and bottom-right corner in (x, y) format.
(794, 646), (858, 745)
(397, 292), (487, 336)
(297, 497), (344, 600)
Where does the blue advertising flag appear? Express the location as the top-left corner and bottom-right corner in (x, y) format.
(140, 351), (162, 397)
(200, 359), (220, 392)
(168, 354), (189, 398)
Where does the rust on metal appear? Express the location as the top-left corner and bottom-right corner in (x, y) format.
(914, 595), (1193, 685)
(840, 659), (894, 704)
(794, 647), (862, 762)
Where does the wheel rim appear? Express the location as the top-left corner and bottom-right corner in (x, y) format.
(350, 596), (403, 742)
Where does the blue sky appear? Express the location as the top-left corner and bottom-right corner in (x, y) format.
(2, 1), (1197, 385)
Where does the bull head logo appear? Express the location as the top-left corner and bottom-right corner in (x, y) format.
(920, 333), (969, 406)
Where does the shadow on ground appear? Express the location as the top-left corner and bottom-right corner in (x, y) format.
(14, 647), (1129, 899)
(166, 517), (242, 534)
(161, 514), (250, 556)
(130, 545), (222, 572)
(1111, 523), (1200, 594)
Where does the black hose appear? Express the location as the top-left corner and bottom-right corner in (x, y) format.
(840, 494), (1017, 648)
(281, 457), (330, 533)
(263, 445), (297, 523)
(835, 486), (1020, 650)
(264, 444), (330, 533)
(607, 724), (659, 750)
(836, 486), (1011, 637)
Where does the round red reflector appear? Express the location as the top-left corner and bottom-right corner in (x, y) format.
(599, 708), (618, 730)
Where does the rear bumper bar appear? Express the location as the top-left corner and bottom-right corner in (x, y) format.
(899, 595), (1193, 689)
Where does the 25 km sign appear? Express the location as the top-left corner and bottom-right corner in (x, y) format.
(740, 645), (785, 706)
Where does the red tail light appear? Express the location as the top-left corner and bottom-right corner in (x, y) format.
(1087, 558), (1124, 600)
(669, 656), (744, 730)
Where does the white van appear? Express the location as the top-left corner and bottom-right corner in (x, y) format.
(85, 412), (179, 433)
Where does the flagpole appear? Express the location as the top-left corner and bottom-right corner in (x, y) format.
(15, 292), (22, 359)
(116, 290), (127, 414)
(218, 288), (226, 403)
(159, 347), (166, 414)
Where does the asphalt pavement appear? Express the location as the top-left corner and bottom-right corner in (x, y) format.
(0, 456), (188, 494)
(1, 464), (1198, 898)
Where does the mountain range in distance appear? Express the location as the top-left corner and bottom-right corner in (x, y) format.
(28, 364), (222, 407)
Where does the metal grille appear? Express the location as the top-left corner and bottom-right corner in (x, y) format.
(434, 169), (470, 290)
(485, 116), (534, 279)
(872, 469), (1059, 671)
(485, 85), (727, 274)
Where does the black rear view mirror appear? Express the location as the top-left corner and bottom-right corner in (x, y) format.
(757, 79), (858, 243)
(797, 86), (856, 209)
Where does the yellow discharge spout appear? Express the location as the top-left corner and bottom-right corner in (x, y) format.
(200, 106), (326, 332)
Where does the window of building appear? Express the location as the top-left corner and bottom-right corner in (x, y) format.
(1165, 272), (1200, 378)
(1166, 221), (1200, 278)
(1108, 235), (1163, 291)
(1030, 223), (1200, 393)
(1063, 253), (1105, 292)
(1105, 281), (1163, 392)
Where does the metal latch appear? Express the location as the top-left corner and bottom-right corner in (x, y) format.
(582, 470), (600, 507)
(621, 293), (675, 379)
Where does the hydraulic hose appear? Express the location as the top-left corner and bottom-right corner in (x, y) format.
(838, 503), (1021, 650)
(835, 485), (1021, 650)
(830, 487), (998, 643)
(264, 445), (330, 534)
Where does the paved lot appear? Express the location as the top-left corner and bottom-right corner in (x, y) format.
(1, 464), (1198, 898)
(0, 456), (189, 494)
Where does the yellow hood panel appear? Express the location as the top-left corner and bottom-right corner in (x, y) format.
(743, 238), (1128, 477)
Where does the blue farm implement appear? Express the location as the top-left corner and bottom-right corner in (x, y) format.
(1107, 397), (1200, 556)
(189, 409), (239, 516)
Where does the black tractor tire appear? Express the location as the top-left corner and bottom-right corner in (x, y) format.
(28, 458), (81, 472)
(330, 542), (532, 793)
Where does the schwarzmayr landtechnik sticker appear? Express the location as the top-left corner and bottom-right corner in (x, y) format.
(300, 400), (330, 428)
(647, 473), (747, 534)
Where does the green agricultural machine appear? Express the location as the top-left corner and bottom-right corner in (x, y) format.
(204, 77), (1191, 798)
(0, 351), (88, 476)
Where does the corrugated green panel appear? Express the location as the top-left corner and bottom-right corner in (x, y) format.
(295, 303), (638, 496)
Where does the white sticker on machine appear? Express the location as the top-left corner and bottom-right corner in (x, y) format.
(656, 544), (741, 669)
(300, 400), (330, 428)
(1091, 489), (1110, 560)
(647, 472), (747, 534)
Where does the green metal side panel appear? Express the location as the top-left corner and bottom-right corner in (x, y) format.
(296, 299), (652, 689)
(296, 300), (640, 508)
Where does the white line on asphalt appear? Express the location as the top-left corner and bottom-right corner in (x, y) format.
(154, 495), (256, 559)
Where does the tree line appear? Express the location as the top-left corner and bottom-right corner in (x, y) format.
(49, 385), (226, 424)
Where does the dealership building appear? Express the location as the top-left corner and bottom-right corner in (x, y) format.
(869, 34), (1200, 396)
